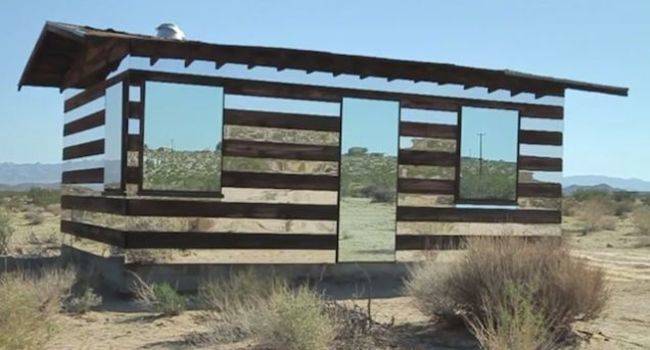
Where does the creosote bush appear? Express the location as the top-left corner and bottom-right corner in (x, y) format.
(24, 210), (46, 225)
(131, 274), (186, 316)
(0, 209), (14, 254)
(64, 287), (102, 315)
(406, 237), (609, 349)
(575, 197), (617, 232)
(0, 267), (76, 349)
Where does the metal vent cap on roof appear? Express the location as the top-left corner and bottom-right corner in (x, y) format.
(156, 23), (185, 40)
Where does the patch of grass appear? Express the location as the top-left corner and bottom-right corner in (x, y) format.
(131, 274), (185, 316)
(631, 206), (650, 236)
(406, 237), (608, 348)
(26, 188), (60, 208)
(0, 267), (76, 349)
(24, 210), (45, 226)
(0, 209), (14, 254)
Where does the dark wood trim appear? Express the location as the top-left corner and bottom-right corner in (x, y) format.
(130, 70), (564, 119)
(398, 179), (455, 194)
(400, 122), (457, 139)
(125, 232), (336, 249)
(127, 135), (142, 151)
(64, 71), (128, 112)
(61, 168), (103, 184)
(60, 195), (337, 220)
(129, 101), (143, 119)
(222, 139), (339, 161)
(396, 235), (561, 250)
(519, 156), (563, 171)
(61, 220), (126, 247)
(224, 109), (340, 131)
(519, 130), (563, 146)
(62, 139), (104, 160)
(61, 195), (128, 214)
(399, 150), (457, 166)
(517, 182), (562, 198)
(63, 110), (104, 136)
(222, 171), (338, 191)
(137, 190), (224, 198)
(397, 207), (561, 223)
(125, 166), (140, 183)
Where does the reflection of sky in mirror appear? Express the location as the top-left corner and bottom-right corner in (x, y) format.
(342, 98), (399, 156)
(225, 94), (339, 116)
(144, 82), (223, 151)
(401, 109), (457, 125)
(461, 107), (518, 161)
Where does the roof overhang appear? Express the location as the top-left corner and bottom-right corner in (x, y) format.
(19, 22), (629, 97)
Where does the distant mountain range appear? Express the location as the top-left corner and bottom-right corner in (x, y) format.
(1, 162), (649, 193)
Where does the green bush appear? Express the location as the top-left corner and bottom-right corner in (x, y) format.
(64, 287), (102, 314)
(152, 283), (186, 315)
(0, 210), (14, 255)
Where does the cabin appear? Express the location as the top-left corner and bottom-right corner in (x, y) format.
(19, 22), (628, 265)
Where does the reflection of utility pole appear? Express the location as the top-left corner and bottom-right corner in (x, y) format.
(170, 139), (174, 151)
(477, 132), (485, 194)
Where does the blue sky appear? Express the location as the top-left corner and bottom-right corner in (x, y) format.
(0, 1), (647, 180)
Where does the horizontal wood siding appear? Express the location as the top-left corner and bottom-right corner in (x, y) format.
(397, 207), (561, 224)
(517, 182), (562, 198)
(399, 150), (456, 166)
(62, 139), (105, 160)
(61, 168), (104, 184)
(126, 232), (336, 249)
(61, 220), (126, 247)
(400, 122), (457, 139)
(519, 130), (563, 146)
(224, 109), (339, 131)
(519, 156), (563, 171)
(222, 171), (338, 191)
(396, 235), (561, 250)
(399, 179), (455, 195)
(223, 139), (339, 161)
(63, 110), (105, 136)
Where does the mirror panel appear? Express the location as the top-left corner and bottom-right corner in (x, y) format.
(143, 82), (224, 192)
(104, 82), (123, 189)
(459, 107), (518, 202)
(338, 98), (399, 262)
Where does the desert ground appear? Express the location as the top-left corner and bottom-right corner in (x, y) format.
(1, 193), (649, 349)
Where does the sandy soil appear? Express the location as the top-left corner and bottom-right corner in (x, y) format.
(3, 207), (650, 349)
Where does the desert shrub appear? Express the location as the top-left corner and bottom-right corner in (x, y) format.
(631, 207), (650, 236)
(0, 209), (14, 254)
(131, 275), (185, 316)
(45, 204), (61, 216)
(359, 185), (396, 203)
(252, 285), (335, 350)
(572, 189), (609, 202)
(561, 197), (578, 216)
(64, 287), (102, 314)
(196, 271), (335, 349)
(574, 197), (617, 232)
(406, 237), (608, 348)
(24, 210), (45, 225)
(347, 147), (368, 156)
(0, 267), (76, 349)
(26, 188), (60, 208)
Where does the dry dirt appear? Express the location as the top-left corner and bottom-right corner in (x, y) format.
(3, 210), (650, 349)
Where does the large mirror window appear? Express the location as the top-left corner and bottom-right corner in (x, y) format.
(143, 82), (224, 192)
(104, 82), (123, 190)
(338, 98), (398, 262)
(459, 107), (518, 202)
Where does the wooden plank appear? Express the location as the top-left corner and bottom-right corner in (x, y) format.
(62, 139), (104, 160)
(125, 166), (140, 183)
(61, 168), (103, 184)
(127, 199), (338, 220)
(517, 182), (562, 198)
(61, 195), (127, 215)
(63, 110), (104, 136)
(399, 179), (455, 194)
(129, 101), (143, 119)
(399, 150), (457, 166)
(125, 232), (336, 249)
(64, 71), (127, 112)
(224, 109), (340, 131)
(519, 130), (563, 146)
(127, 135), (141, 151)
(400, 122), (457, 139)
(519, 156), (562, 171)
(396, 235), (561, 250)
(132, 70), (564, 119)
(397, 207), (561, 223)
(60, 220), (126, 247)
(222, 171), (338, 191)
(223, 139), (339, 161)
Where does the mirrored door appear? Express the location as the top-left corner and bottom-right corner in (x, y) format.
(338, 98), (399, 262)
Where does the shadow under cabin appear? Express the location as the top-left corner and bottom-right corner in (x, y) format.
(17, 22), (628, 290)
